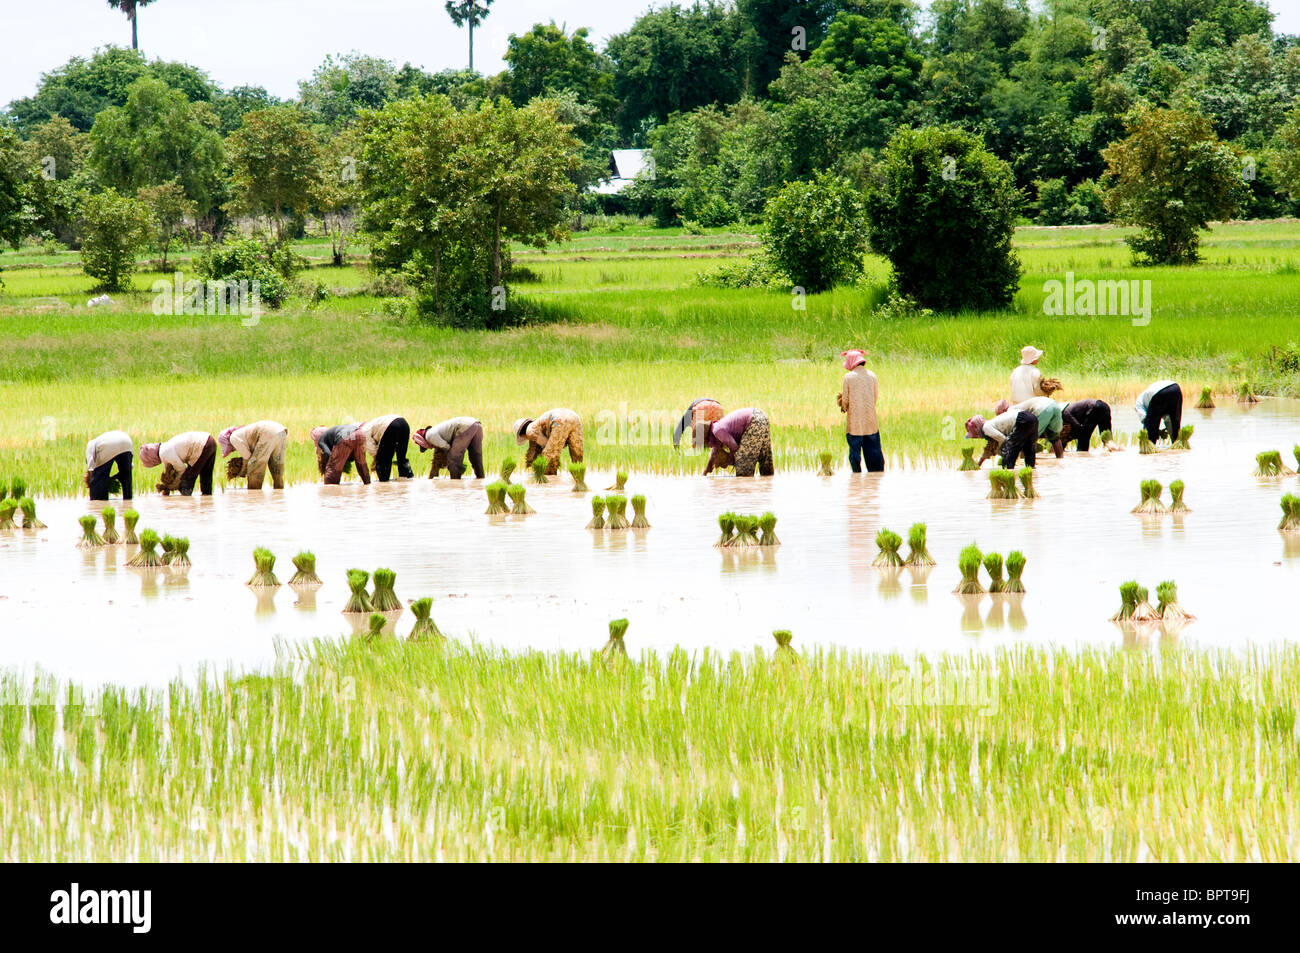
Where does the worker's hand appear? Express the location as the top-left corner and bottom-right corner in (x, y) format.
(82, 471), (91, 488)
(155, 482), (171, 496)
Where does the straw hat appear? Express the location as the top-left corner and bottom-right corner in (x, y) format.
(1020, 345), (1043, 365)
(513, 418), (533, 446)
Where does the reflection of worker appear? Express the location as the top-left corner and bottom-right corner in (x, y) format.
(514, 409), (583, 474)
(672, 398), (724, 450)
(1061, 399), (1114, 452)
(220, 421), (288, 490)
(84, 430), (134, 501)
(966, 408), (1038, 469)
(703, 408), (774, 477)
(1135, 380), (1183, 444)
(140, 431), (217, 496)
(414, 417), (485, 479)
(837, 349), (883, 473)
(358, 414), (413, 482)
(312, 423), (371, 485)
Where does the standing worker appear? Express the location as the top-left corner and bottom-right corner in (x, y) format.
(1135, 380), (1183, 445)
(837, 349), (883, 473)
(139, 431), (217, 496)
(414, 417), (485, 479)
(1009, 345), (1061, 403)
(672, 399), (725, 451)
(220, 421), (288, 490)
(358, 414), (414, 482)
(703, 408), (774, 477)
(514, 409), (583, 475)
(84, 430), (134, 501)
(311, 423), (371, 485)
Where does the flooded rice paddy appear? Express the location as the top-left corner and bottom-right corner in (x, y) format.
(1, 402), (1298, 687)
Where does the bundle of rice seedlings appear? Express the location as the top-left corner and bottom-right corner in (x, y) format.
(1295, 446), (1300, 472)
(1237, 380), (1258, 403)
(954, 543), (985, 595)
(1004, 551), (1026, 593)
(170, 537), (191, 570)
(983, 552), (1006, 593)
(370, 568), (402, 611)
(1132, 585), (1160, 622)
(1278, 494), (1300, 534)
(408, 597), (443, 641)
(873, 527), (904, 567)
(1156, 581), (1194, 622)
(364, 613), (387, 641)
(1169, 479), (1190, 514)
(987, 469), (1019, 500)
(715, 513), (735, 547)
(160, 535), (178, 565)
(725, 514), (759, 547)
(484, 481), (509, 515)
(586, 496), (606, 529)
(18, 497), (46, 529)
(122, 509), (140, 545)
(499, 459), (517, 484)
(606, 495), (630, 530)
(958, 446), (978, 471)
(77, 514), (105, 548)
(772, 630), (797, 661)
(569, 463), (588, 493)
(288, 551), (323, 587)
(609, 469), (629, 493)
(1110, 581), (1140, 622)
(631, 494), (651, 529)
(904, 523), (934, 567)
(126, 529), (165, 568)
(246, 547), (281, 587)
(1138, 432), (1156, 454)
(10, 477), (27, 500)
(1099, 430), (1113, 446)
(0, 499), (16, 531)
(1195, 386), (1214, 409)
(1254, 450), (1293, 477)
(1018, 467), (1038, 498)
(600, 618), (629, 662)
(343, 569), (374, 614)
(531, 457), (549, 484)
(508, 483), (535, 515)
(818, 451), (834, 476)
(1132, 480), (1167, 515)
(100, 506), (120, 544)
(1172, 425), (1193, 450)
(758, 512), (780, 546)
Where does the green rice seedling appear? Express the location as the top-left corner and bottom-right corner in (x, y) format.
(289, 551), (323, 587)
(499, 458), (517, 484)
(772, 629), (797, 661)
(408, 597), (443, 641)
(246, 547), (281, 588)
(77, 514), (105, 548)
(1004, 551), (1026, 593)
(1110, 581), (1140, 622)
(600, 618), (629, 662)
(126, 529), (165, 568)
(630, 494), (651, 529)
(1294, 446), (1300, 472)
(1132, 585), (1159, 622)
(1099, 430), (1113, 447)
(508, 484), (535, 515)
(0, 499), (16, 531)
(1237, 380), (1258, 403)
(365, 613), (387, 641)
(958, 446), (977, 471)
(569, 463), (588, 493)
(1138, 432), (1156, 454)
(18, 497), (46, 529)
(531, 457), (549, 484)
(986, 469), (1003, 499)
(728, 514), (760, 547)
(606, 495), (630, 530)
(987, 468), (1018, 500)
(715, 512), (735, 547)
(160, 535), (178, 565)
(984, 553), (1006, 593)
(1017, 467), (1037, 498)
(1132, 480), (1167, 515)
(954, 543), (985, 594)
(1279, 494), (1300, 533)
(1156, 581), (1194, 622)
(1195, 386), (1214, 409)
(608, 469), (629, 493)
(484, 481), (509, 515)
(1173, 425), (1193, 450)
(586, 496), (606, 529)
(343, 569), (374, 614)
(758, 512), (780, 546)
(873, 527), (904, 567)
(100, 506), (120, 544)
(1169, 479), (1189, 514)
(818, 451), (834, 476)
(1254, 450), (1286, 477)
(169, 537), (191, 570)
(122, 509), (140, 545)
(9, 477), (27, 500)
(370, 568), (402, 612)
(904, 523), (934, 567)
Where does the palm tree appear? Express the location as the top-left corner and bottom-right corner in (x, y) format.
(444, 0), (494, 72)
(106, 0), (158, 51)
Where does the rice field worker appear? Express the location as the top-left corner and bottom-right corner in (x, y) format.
(311, 423), (371, 485)
(514, 409), (583, 475)
(358, 414), (414, 482)
(1010, 395), (1066, 459)
(139, 431), (217, 496)
(965, 405), (1039, 469)
(220, 420), (288, 490)
(1135, 380), (1183, 445)
(703, 407), (775, 477)
(1009, 345), (1062, 403)
(672, 398), (725, 451)
(84, 430), (134, 501)
(1061, 399), (1114, 452)
(413, 416), (485, 479)
(837, 349), (883, 473)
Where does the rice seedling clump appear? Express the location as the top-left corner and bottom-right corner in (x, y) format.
(100, 506), (120, 544)
(9, 477), (27, 500)
(587, 496), (606, 529)
(818, 452), (834, 476)
(1132, 585), (1159, 622)
(160, 535), (178, 565)
(408, 597), (443, 641)
(370, 568), (402, 611)
(127, 529), (165, 568)
(289, 551), (323, 587)
(1156, 581), (1194, 622)
(1196, 386), (1215, 409)
(758, 512), (779, 546)
(958, 446), (977, 471)
(484, 481), (509, 515)
(606, 495), (630, 530)
(904, 523), (934, 567)
(728, 514), (760, 547)
(1110, 581), (1140, 622)
(715, 513), (735, 547)
(873, 527), (904, 567)
(508, 484), (535, 515)
(569, 463), (588, 493)
(365, 613), (387, 641)
(531, 457), (549, 484)
(631, 494), (651, 529)
(954, 543), (985, 594)
(1138, 432), (1156, 454)
(1254, 450), (1294, 477)
(1132, 480), (1167, 515)
(1017, 467), (1037, 498)
(19, 497), (46, 529)
(122, 509), (140, 545)
(987, 469), (1019, 500)
(1238, 381), (1258, 403)
(1173, 425), (1193, 450)
(246, 547), (281, 588)
(772, 630), (797, 661)
(343, 569), (375, 614)
(983, 552), (1006, 593)
(1004, 551), (1026, 593)
(1279, 494), (1300, 534)
(609, 469), (628, 493)
(600, 618), (629, 662)
(1168, 479), (1189, 514)
(77, 514), (105, 548)
(169, 537), (191, 569)
(499, 459), (517, 484)
(0, 499), (16, 531)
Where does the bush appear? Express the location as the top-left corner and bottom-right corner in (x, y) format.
(697, 253), (788, 289)
(762, 173), (869, 294)
(194, 238), (303, 309)
(78, 188), (152, 291)
(1035, 178), (1108, 225)
(863, 125), (1022, 312)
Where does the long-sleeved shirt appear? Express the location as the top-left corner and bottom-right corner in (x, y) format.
(1012, 396), (1064, 440)
(423, 416), (478, 452)
(358, 415), (400, 459)
(159, 432), (213, 472)
(1135, 381), (1177, 422)
(1009, 364), (1045, 403)
(524, 409), (581, 446)
(229, 421), (287, 460)
(316, 423), (359, 456)
(672, 399), (720, 448)
(85, 431), (133, 471)
(839, 366), (879, 436)
(317, 424), (370, 485)
(981, 409), (1022, 445)
(705, 408), (754, 454)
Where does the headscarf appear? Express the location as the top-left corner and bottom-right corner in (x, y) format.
(965, 416), (987, 439)
(841, 349), (867, 371)
(139, 443), (162, 468)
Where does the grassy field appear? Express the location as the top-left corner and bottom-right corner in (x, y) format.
(2, 219), (1299, 494)
(2, 640), (1295, 861)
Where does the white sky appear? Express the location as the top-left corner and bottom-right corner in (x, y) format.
(3, 0), (1300, 107)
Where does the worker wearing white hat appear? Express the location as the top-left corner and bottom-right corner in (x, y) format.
(1010, 345), (1058, 403)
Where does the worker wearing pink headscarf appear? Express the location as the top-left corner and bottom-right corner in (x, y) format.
(837, 349), (883, 472)
(139, 431), (217, 495)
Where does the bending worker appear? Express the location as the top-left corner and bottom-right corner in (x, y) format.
(220, 421), (288, 490)
(514, 409), (583, 474)
(414, 417), (485, 479)
(966, 405), (1039, 469)
(703, 408), (774, 477)
(84, 430), (134, 501)
(672, 398), (724, 451)
(358, 414), (413, 482)
(1135, 380), (1183, 445)
(1061, 399), (1114, 452)
(311, 423), (371, 485)
(139, 431), (217, 496)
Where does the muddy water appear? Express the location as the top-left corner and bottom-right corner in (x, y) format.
(2, 402), (1298, 687)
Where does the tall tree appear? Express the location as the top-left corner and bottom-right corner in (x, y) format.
(106, 1), (159, 52)
(445, 0), (495, 72)
(225, 107), (323, 241)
